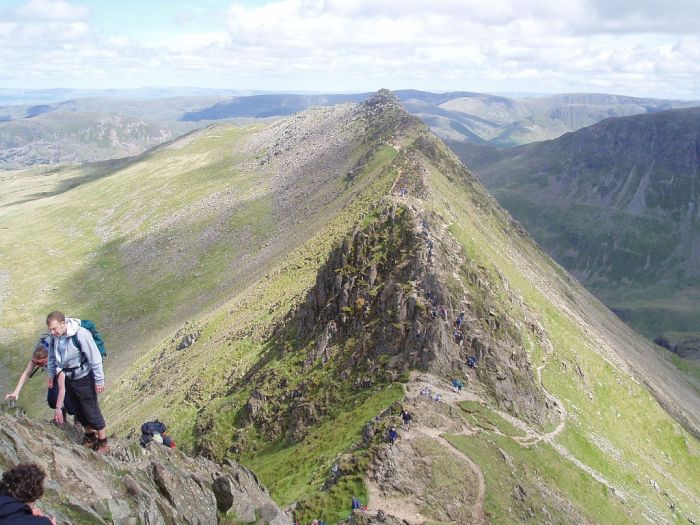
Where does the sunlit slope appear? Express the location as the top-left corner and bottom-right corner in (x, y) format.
(0, 100), (407, 392)
(423, 139), (700, 523)
(108, 94), (699, 523)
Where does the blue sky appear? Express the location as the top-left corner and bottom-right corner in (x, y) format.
(1, 0), (699, 98)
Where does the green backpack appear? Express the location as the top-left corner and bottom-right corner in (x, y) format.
(71, 319), (107, 357)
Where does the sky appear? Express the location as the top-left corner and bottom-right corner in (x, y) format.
(1, 0), (699, 98)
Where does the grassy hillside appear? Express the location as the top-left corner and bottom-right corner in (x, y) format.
(2, 92), (699, 524)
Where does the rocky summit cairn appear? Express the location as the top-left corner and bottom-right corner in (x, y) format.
(0, 405), (290, 525)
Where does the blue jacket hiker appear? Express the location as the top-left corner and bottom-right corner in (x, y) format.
(46, 311), (109, 454)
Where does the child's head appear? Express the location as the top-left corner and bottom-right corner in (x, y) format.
(0, 463), (46, 504)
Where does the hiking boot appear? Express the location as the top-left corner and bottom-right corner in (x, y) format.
(93, 439), (110, 455)
(81, 433), (98, 448)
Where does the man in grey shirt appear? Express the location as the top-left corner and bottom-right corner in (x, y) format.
(46, 311), (109, 454)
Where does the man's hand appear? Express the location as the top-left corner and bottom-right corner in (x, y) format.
(95, 384), (105, 394)
(4, 392), (18, 401)
(47, 376), (54, 389)
(54, 408), (64, 425)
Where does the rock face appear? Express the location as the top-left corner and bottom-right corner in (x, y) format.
(293, 190), (556, 427)
(0, 405), (290, 525)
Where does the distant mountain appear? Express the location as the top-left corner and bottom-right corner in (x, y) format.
(0, 96), (232, 124)
(0, 110), (179, 168)
(0, 87), (270, 106)
(180, 93), (370, 120)
(402, 91), (699, 145)
(451, 106), (700, 352)
(2, 89), (697, 169)
(181, 90), (699, 146)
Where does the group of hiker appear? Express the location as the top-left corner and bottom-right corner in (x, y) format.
(387, 408), (413, 446)
(4, 311), (110, 454)
(421, 213), (482, 371)
(4, 311), (177, 457)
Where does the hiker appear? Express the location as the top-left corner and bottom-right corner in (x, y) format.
(140, 420), (176, 448)
(434, 393), (442, 402)
(351, 496), (362, 510)
(0, 463), (56, 524)
(438, 305), (447, 320)
(4, 335), (75, 424)
(451, 379), (464, 393)
(46, 312), (109, 454)
(387, 426), (398, 445)
(401, 409), (412, 430)
(467, 356), (477, 368)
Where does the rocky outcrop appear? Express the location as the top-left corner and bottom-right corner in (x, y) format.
(0, 405), (289, 525)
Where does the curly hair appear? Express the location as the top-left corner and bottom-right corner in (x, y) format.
(0, 463), (46, 503)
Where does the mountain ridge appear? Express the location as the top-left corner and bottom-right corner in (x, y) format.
(1, 91), (699, 523)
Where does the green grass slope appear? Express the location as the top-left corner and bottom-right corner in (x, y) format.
(422, 143), (700, 523)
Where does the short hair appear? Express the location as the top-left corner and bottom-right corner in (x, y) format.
(0, 463), (46, 503)
(46, 311), (65, 325)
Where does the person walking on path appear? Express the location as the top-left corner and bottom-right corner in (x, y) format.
(46, 311), (109, 454)
(401, 409), (412, 431)
(388, 426), (398, 446)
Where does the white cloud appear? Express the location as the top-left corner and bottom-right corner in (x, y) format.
(0, 0), (699, 98)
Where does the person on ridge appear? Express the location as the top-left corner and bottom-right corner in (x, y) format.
(0, 463), (56, 524)
(4, 335), (76, 425)
(387, 426), (398, 446)
(46, 311), (109, 454)
(401, 409), (412, 430)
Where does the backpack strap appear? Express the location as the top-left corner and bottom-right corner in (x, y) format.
(64, 331), (89, 378)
